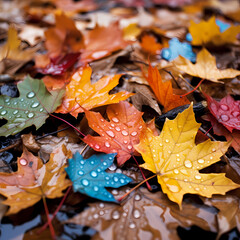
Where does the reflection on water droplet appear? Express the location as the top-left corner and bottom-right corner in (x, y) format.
(127, 145), (132, 150)
(165, 139), (169, 143)
(13, 110), (18, 115)
(112, 117), (119, 123)
(81, 179), (89, 186)
(106, 130), (115, 138)
(120, 179), (125, 184)
(131, 131), (137, 136)
(129, 223), (136, 229)
(27, 92), (35, 98)
(91, 171), (97, 178)
(28, 113), (34, 118)
(212, 148), (216, 152)
(198, 159), (204, 164)
(176, 158), (180, 162)
(99, 210), (104, 216)
(167, 184), (180, 193)
(39, 108), (44, 112)
(20, 159), (28, 166)
(220, 104), (229, 111)
(134, 194), (141, 201)
(180, 169), (188, 175)
(115, 127), (120, 132)
(78, 170), (84, 175)
(195, 175), (201, 180)
(112, 210), (120, 219)
(184, 160), (192, 168)
(122, 130), (128, 136)
(123, 212), (127, 217)
(173, 169), (179, 174)
(133, 209), (141, 219)
(112, 189), (118, 195)
(80, 160), (84, 164)
(5, 98), (10, 103)
(31, 102), (39, 108)
(105, 142), (110, 148)
(1, 110), (7, 115)
(95, 144), (100, 149)
(93, 214), (99, 219)
(232, 111), (240, 117)
(93, 186), (99, 191)
(221, 114), (229, 122)
(195, 187), (200, 191)
(99, 203), (104, 208)
(113, 176), (118, 182)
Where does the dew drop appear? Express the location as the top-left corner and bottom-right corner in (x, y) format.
(0, 106), (2, 109)
(123, 140), (128, 144)
(195, 187), (200, 191)
(120, 179), (125, 184)
(165, 139), (169, 143)
(112, 117), (119, 123)
(31, 102), (39, 108)
(111, 123), (115, 127)
(13, 110), (18, 115)
(122, 130), (128, 136)
(198, 159), (204, 164)
(195, 175), (201, 180)
(180, 169), (188, 175)
(108, 164), (117, 171)
(39, 108), (44, 112)
(134, 194), (141, 201)
(106, 130), (115, 138)
(131, 131), (137, 136)
(93, 186), (99, 191)
(173, 169), (179, 174)
(133, 209), (141, 219)
(93, 214), (99, 219)
(80, 160), (84, 164)
(232, 111), (240, 117)
(167, 184), (180, 193)
(20, 159), (28, 166)
(27, 92), (35, 98)
(176, 154), (180, 157)
(100, 119), (104, 122)
(123, 212), (127, 217)
(4, 98), (10, 103)
(221, 114), (230, 122)
(105, 142), (110, 148)
(176, 158), (180, 162)
(129, 223), (136, 229)
(127, 145), (133, 150)
(81, 179), (89, 186)
(115, 127), (121, 132)
(112, 189), (118, 195)
(184, 179), (187, 182)
(99, 203), (105, 208)
(220, 104), (229, 111)
(99, 210), (104, 215)
(184, 160), (192, 168)
(78, 170), (84, 175)
(91, 171), (97, 178)
(113, 176), (118, 182)
(1, 110), (7, 115)
(95, 144), (100, 149)
(139, 126), (143, 129)
(160, 143), (162, 146)
(90, 160), (94, 165)
(212, 148), (216, 152)
(27, 113), (34, 118)
(112, 210), (120, 219)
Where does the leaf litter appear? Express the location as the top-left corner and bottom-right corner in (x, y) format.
(0, 0), (240, 239)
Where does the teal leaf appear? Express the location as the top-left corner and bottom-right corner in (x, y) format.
(65, 152), (132, 202)
(0, 75), (65, 136)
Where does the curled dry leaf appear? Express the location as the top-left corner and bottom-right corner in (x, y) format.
(67, 187), (218, 240)
(56, 66), (133, 118)
(134, 104), (239, 207)
(174, 48), (240, 83)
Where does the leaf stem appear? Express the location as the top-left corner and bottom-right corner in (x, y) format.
(132, 155), (152, 191)
(180, 79), (205, 98)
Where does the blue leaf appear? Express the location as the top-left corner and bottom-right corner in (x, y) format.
(161, 38), (196, 62)
(65, 152), (132, 202)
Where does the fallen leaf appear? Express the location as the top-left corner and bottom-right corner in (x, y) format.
(189, 16), (240, 46)
(83, 101), (152, 166)
(56, 66), (133, 118)
(153, 0), (194, 7)
(134, 104), (239, 207)
(123, 23), (141, 41)
(67, 187), (218, 240)
(0, 146), (71, 215)
(174, 48), (240, 82)
(140, 35), (162, 55)
(0, 75), (64, 136)
(204, 94), (240, 132)
(65, 152), (132, 202)
(146, 64), (190, 112)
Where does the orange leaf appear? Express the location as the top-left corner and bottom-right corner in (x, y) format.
(140, 35), (162, 55)
(147, 65), (190, 112)
(56, 66), (134, 118)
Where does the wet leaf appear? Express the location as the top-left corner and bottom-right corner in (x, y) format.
(146, 64), (190, 112)
(65, 152), (132, 202)
(67, 187), (217, 240)
(174, 48), (240, 83)
(0, 75), (65, 136)
(0, 147), (71, 215)
(189, 16), (240, 46)
(56, 66), (133, 118)
(134, 104), (239, 207)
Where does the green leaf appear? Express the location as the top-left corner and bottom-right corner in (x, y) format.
(0, 75), (65, 136)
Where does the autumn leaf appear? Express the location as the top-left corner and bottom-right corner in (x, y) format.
(140, 35), (162, 55)
(174, 48), (240, 82)
(65, 152), (132, 202)
(204, 93), (240, 132)
(83, 101), (154, 166)
(134, 104), (240, 207)
(56, 66), (133, 118)
(189, 16), (240, 46)
(0, 75), (64, 137)
(67, 187), (218, 240)
(0, 25), (35, 61)
(0, 146), (71, 215)
(146, 64), (190, 112)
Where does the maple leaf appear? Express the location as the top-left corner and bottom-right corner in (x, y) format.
(83, 101), (153, 166)
(0, 25), (35, 61)
(0, 146), (71, 215)
(56, 66), (133, 118)
(67, 187), (217, 240)
(0, 75), (64, 136)
(140, 35), (162, 55)
(204, 93), (240, 132)
(174, 48), (240, 83)
(44, 12), (84, 58)
(65, 152), (132, 202)
(146, 64), (190, 112)
(189, 16), (240, 46)
(134, 104), (240, 207)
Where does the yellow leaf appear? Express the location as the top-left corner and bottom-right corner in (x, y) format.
(189, 16), (240, 46)
(134, 104), (239, 208)
(174, 48), (240, 82)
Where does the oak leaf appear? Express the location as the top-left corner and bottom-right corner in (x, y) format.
(174, 48), (240, 82)
(0, 146), (71, 215)
(83, 101), (154, 166)
(67, 187), (217, 240)
(134, 104), (240, 207)
(189, 16), (240, 46)
(146, 65), (190, 112)
(56, 66), (133, 118)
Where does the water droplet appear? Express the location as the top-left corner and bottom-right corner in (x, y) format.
(176, 158), (180, 162)
(100, 118), (104, 122)
(20, 159), (28, 166)
(160, 143), (162, 146)
(184, 160), (192, 168)
(167, 184), (180, 193)
(113, 176), (118, 182)
(129, 223), (136, 229)
(121, 130), (128, 136)
(27, 113), (34, 118)
(27, 92), (35, 98)
(108, 164), (117, 171)
(13, 110), (18, 115)
(105, 142), (110, 148)
(170, 127), (173, 131)
(195, 175), (201, 180)
(198, 159), (204, 164)
(25, 110), (29, 114)
(95, 144), (100, 149)
(1, 110), (7, 115)
(232, 111), (240, 117)
(133, 209), (141, 219)
(111, 123), (115, 127)
(123, 140), (128, 144)
(174, 169), (179, 174)
(103, 162), (107, 166)
(139, 126), (142, 129)
(99, 203), (105, 208)
(93, 214), (99, 219)
(123, 212), (127, 217)
(91, 171), (97, 178)
(221, 114), (230, 122)
(127, 145), (132, 150)
(120, 179), (125, 184)
(106, 130), (115, 138)
(93, 186), (99, 191)
(220, 104), (229, 111)
(99, 210), (104, 215)
(0, 106), (2, 109)
(39, 108), (44, 112)
(165, 139), (169, 143)
(31, 102), (39, 108)
(115, 127), (120, 132)
(131, 131), (137, 136)
(80, 160), (84, 164)
(81, 179), (89, 186)
(78, 170), (84, 175)
(134, 194), (141, 201)
(195, 187), (200, 191)
(112, 117), (119, 123)
(112, 210), (120, 219)
(5, 98), (10, 103)
(212, 148), (216, 152)
(184, 179), (187, 182)
(180, 169), (188, 175)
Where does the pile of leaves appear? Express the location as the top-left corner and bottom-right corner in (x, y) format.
(0, 0), (240, 239)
